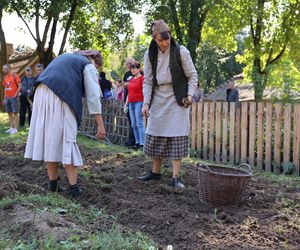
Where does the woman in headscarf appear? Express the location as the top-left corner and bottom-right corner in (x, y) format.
(138, 20), (198, 188)
(25, 50), (105, 198)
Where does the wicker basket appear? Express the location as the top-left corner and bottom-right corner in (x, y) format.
(196, 163), (253, 207)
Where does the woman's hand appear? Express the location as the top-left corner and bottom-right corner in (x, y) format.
(142, 104), (149, 117)
(94, 114), (106, 140)
(123, 104), (128, 114)
(182, 96), (192, 108)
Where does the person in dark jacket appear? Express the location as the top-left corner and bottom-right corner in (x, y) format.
(99, 71), (112, 99)
(226, 80), (239, 102)
(24, 50), (106, 198)
(19, 66), (35, 127)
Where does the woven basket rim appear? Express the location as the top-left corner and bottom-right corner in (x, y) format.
(196, 164), (253, 178)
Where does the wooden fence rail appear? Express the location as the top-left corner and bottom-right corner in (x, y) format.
(80, 99), (300, 175)
(190, 101), (300, 175)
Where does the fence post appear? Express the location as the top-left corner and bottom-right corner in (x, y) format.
(274, 103), (283, 174)
(256, 102), (264, 170)
(215, 102), (222, 163)
(235, 104), (241, 164)
(240, 102), (248, 163)
(197, 102), (203, 158)
(248, 102), (256, 167)
(293, 104), (300, 175)
(265, 102), (273, 172)
(202, 102), (209, 159)
(209, 102), (215, 161)
(222, 102), (229, 163)
(283, 104), (292, 164)
(191, 103), (197, 151)
(229, 102), (236, 164)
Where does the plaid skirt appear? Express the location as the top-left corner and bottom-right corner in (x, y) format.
(143, 134), (189, 160)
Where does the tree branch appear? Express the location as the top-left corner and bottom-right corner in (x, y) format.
(169, 0), (183, 45)
(35, 0), (41, 43)
(12, 5), (37, 42)
(59, 0), (78, 55)
(41, 17), (52, 48)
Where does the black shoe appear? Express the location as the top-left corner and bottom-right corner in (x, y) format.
(170, 177), (185, 188)
(125, 142), (134, 147)
(49, 179), (64, 192)
(69, 184), (82, 198)
(132, 144), (140, 150)
(137, 171), (161, 181)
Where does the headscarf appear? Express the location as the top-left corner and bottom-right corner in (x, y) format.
(74, 50), (103, 66)
(151, 19), (170, 38)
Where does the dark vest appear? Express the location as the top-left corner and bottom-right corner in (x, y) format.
(149, 43), (188, 106)
(35, 53), (91, 126)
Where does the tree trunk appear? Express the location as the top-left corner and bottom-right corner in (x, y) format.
(0, 5), (7, 111)
(169, 0), (184, 45)
(59, 0), (78, 55)
(186, 0), (202, 62)
(252, 61), (265, 100)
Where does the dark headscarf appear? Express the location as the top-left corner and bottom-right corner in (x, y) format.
(74, 50), (103, 67)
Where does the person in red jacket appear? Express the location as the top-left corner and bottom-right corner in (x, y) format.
(2, 64), (21, 134)
(125, 61), (145, 150)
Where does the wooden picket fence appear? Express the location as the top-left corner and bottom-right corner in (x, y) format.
(190, 101), (300, 175)
(80, 99), (300, 175)
(79, 98), (129, 145)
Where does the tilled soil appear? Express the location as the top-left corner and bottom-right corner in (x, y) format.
(0, 142), (300, 249)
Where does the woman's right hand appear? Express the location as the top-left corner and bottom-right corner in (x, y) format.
(142, 104), (149, 117)
(94, 114), (106, 140)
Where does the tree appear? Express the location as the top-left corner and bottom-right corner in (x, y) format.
(145, 0), (220, 62)
(68, 0), (143, 71)
(0, 1), (9, 111)
(8, 0), (84, 66)
(234, 0), (300, 100)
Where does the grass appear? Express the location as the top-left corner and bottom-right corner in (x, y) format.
(0, 193), (156, 249)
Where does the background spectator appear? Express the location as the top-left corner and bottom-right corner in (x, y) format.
(2, 64), (21, 134)
(19, 66), (35, 127)
(126, 62), (145, 150)
(226, 79), (239, 102)
(99, 72), (113, 99)
(114, 79), (124, 101)
(123, 57), (136, 148)
(35, 63), (44, 77)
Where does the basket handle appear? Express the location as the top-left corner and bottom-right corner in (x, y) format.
(196, 162), (212, 172)
(238, 163), (253, 173)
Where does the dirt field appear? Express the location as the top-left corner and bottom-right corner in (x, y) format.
(0, 141), (300, 249)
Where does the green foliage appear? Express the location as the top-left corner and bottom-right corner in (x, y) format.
(196, 42), (243, 93)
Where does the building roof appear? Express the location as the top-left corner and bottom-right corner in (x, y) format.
(8, 48), (39, 77)
(204, 82), (300, 101)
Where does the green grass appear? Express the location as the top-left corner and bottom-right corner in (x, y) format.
(0, 193), (156, 249)
(0, 113), (29, 144)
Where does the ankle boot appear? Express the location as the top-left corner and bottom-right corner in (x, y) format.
(69, 184), (82, 198)
(49, 179), (59, 192)
(49, 179), (64, 192)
